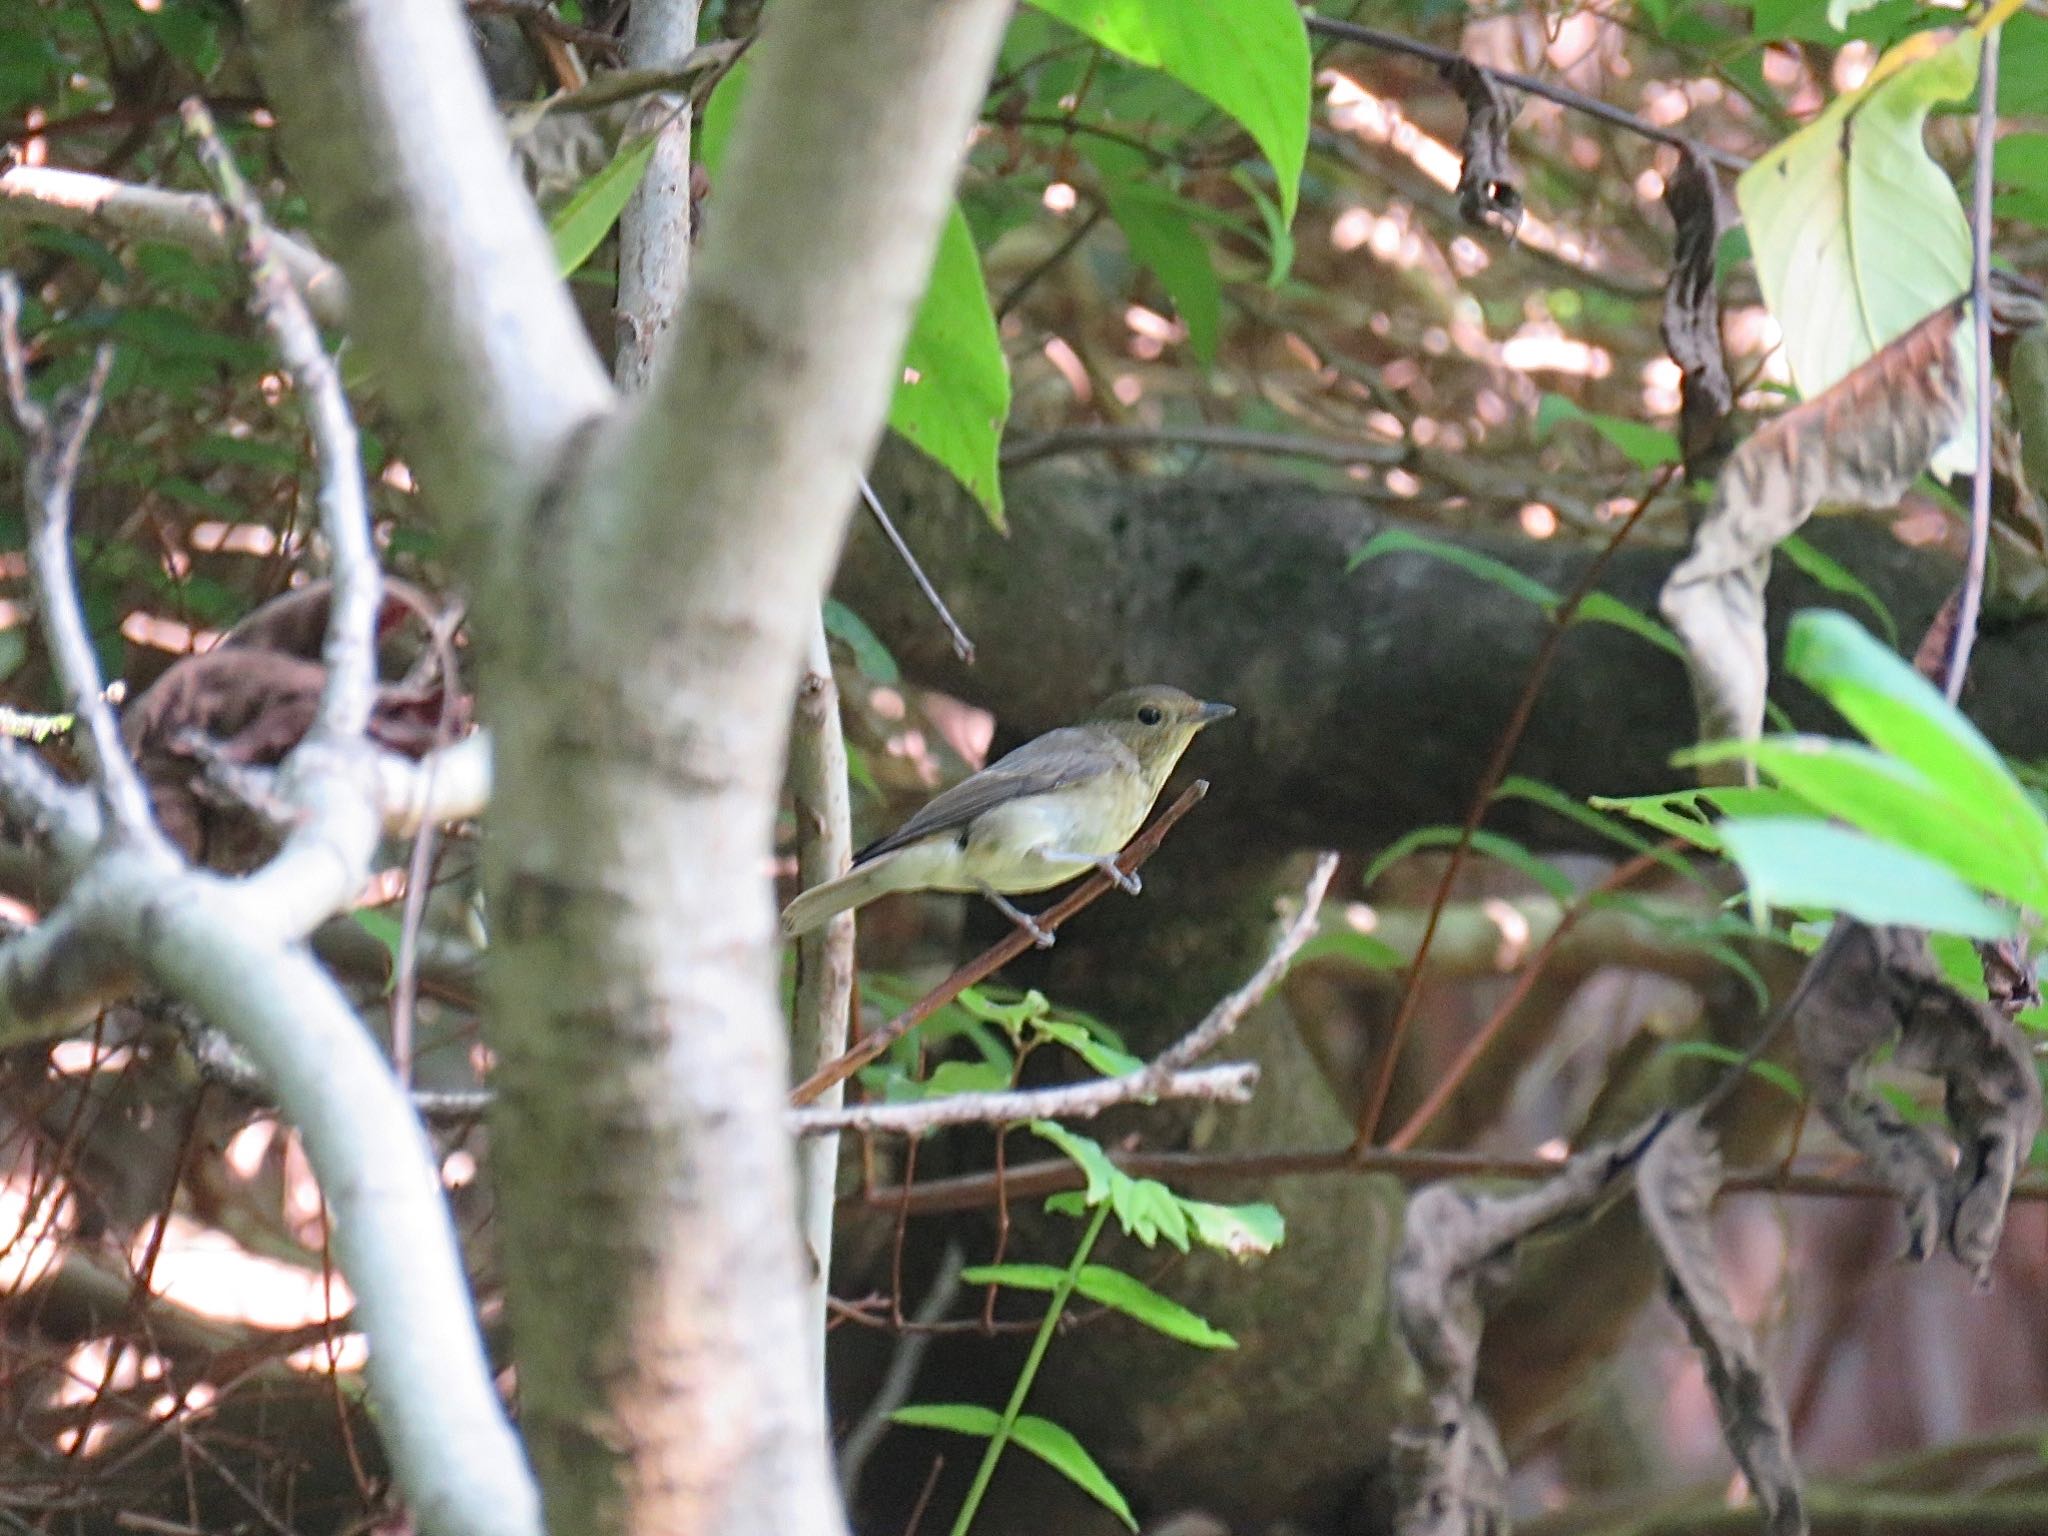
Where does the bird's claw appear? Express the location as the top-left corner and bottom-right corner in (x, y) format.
(1025, 918), (1057, 949)
(1114, 867), (1142, 896)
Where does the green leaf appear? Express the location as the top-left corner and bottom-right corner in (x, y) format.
(1032, 1120), (1117, 1205)
(550, 127), (660, 276)
(1571, 592), (1687, 659)
(1030, 1016), (1146, 1078)
(1010, 1415), (1138, 1530)
(1180, 1198), (1285, 1257)
(1684, 734), (2048, 911)
(820, 599), (900, 685)
(1111, 1176), (1191, 1250)
(352, 909), (404, 996)
(1232, 170), (1295, 287)
(967, 1262), (1237, 1348)
(1348, 527), (1560, 610)
(1364, 826), (1576, 902)
(1782, 611), (2048, 873)
(1777, 535), (1897, 644)
(1659, 1039), (1806, 1101)
(1717, 818), (2016, 937)
(1074, 1265), (1236, 1347)
(1085, 145), (1222, 365)
(1493, 775), (1706, 882)
(891, 1402), (1003, 1437)
(1027, 0), (1310, 221)
(1535, 394), (1680, 470)
(1736, 31), (1981, 465)
(891, 203), (1011, 525)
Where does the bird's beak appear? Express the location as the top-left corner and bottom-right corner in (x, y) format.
(1194, 700), (1236, 725)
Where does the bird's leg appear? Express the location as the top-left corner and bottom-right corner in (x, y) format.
(976, 883), (1056, 948)
(1045, 850), (1142, 897)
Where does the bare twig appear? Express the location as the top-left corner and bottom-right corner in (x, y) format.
(789, 1061), (1258, 1136)
(0, 283), (153, 844)
(859, 1144), (2048, 1219)
(467, 0), (623, 56)
(789, 614), (855, 1379)
(1354, 467), (1677, 1149)
(1304, 15), (1749, 173)
(1001, 423), (1406, 471)
(858, 475), (975, 663)
(788, 779), (1209, 1106)
(1146, 852), (1338, 1080)
(183, 100), (380, 744)
(0, 164), (349, 328)
(1947, 25), (2000, 704)
(839, 1240), (965, 1499)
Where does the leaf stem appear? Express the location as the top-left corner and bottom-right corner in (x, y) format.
(949, 1200), (1112, 1536)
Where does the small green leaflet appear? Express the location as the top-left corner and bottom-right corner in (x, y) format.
(964, 1262), (1237, 1348)
(550, 127), (661, 276)
(1349, 527), (1558, 608)
(1535, 394), (1679, 471)
(1027, 0), (1310, 221)
(1659, 1039), (1805, 1102)
(889, 1406), (1137, 1529)
(1084, 142), (1222, 365)
(1776, 535), (1897, 644)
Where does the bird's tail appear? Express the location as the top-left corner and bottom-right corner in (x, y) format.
(780, 860), (894, 937)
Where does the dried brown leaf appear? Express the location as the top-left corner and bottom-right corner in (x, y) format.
(1661, 146), (1733, 484)
(1637, 1110), (1806, 1536)
(1795, 921), (2042, 1286)
(1438, 60), (1523, 237)
(1662, 301), (1971, 759)
(1390, 1128), (1652, 1536)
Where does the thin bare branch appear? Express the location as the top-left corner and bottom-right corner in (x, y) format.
(789, 1061), (1258, 1137)
(1147, 853), (1337, 1080)
(1947, 26), (2000, 704)
(0, 164), (349, 327)
(0, 281), (156, 843)
(858, 475), (974, 663)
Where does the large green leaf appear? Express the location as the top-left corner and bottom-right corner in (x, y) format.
(1781, 611), (2048, 873)
(1718, 818), (2015, 937)
(1027, 0), (1309, 220)
(965, 1262), (1237, 1348)
(1736, 30), (1980, 467)
(891, 204), (1011, 527)
(700, 63), (1011, 524)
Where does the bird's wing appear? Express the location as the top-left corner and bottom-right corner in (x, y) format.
(854, 728), (1130, 865)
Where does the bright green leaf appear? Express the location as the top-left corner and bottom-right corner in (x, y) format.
(1032, 1120), (1117, 1206)
(821, 599), (901, 685)
(1348, 527), (1559, 610)
(1180, 1197), (1285, 1257)
(1660, 1039), (1806, 1101)
(1571, 593), (1688, 659)
(1085, 146), (1222, 365)
(1535, 394), (1680, 470)
(1010, 1415), (1138, 1530)
(1074, 1264), (1236, 1347)
(1718, 818), (2016, 937)
(1777, 535), (1898, 644)
(891, 1402), (1002, 1437)
(1028, 0), (1310, 221)
(550, 128), (660, 276)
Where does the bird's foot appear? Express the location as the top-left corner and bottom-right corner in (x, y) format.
(980, 886), (1057, 948)
(1101, 858), (1142, 897)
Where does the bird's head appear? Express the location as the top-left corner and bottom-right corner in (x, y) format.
(1084, 684), (1235, 775)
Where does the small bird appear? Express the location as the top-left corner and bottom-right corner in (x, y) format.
(780, 684), (1234, 945)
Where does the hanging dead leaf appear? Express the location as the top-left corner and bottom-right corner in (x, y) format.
(1793, 921), (2041, 1287)
(1660, 145), (1733, 484)
(1438, 59), (1523, 238)
(1637, 1110), (1806, 1536)
(1661, 300), (1973, 763)
(1390, 1126), (1654, 1536)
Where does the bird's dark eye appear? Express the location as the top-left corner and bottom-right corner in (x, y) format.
(1137, 705), (1164, 726)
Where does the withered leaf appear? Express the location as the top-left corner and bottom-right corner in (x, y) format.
(1390, 1128), (1652, 1536)
(1661, 145), (1733, 484)
(1438, 59), (1523, 237)
(1661, 300), (1972, 760)
(120, 580), (467, 865)
(1794, 920), (2042, 1287)
(1637, 1110), (1806, 1536)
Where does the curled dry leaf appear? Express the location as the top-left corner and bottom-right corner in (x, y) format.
(1637, 1110), (1806, 1536)
(1437, 59), (1523, 238)
(1661, 300), (1973, 761)
(120, 580), (466, 864)
(1660, 145), (1733, 485)
(1794, 921), (2042, 1287)
(1389, 1128), (1652, 1536)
